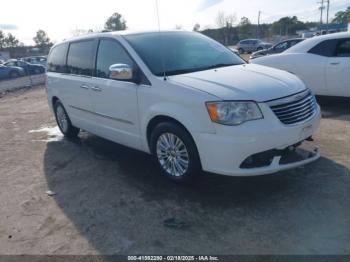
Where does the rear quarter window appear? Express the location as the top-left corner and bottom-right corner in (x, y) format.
(47, 43), (69, 73)
(67, 40), (95, 76)
(335, 39), (350, 57)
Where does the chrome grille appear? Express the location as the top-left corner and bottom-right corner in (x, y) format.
(269, 91), (317, 125)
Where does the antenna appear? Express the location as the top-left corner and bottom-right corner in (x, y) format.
(155, 0), (167, 81)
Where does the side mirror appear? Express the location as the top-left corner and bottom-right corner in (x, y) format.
(109, 64), (133, 81)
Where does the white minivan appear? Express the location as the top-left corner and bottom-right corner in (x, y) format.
(46, 31), (321, 182)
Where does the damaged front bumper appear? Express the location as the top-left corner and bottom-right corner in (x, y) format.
(238, 141), (320, 176)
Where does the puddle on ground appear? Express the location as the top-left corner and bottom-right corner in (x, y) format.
(29, 126), (63, 142)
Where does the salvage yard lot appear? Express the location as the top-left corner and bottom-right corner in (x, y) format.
(0, 86), (350, 255)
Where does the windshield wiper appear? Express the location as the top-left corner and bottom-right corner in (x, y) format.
(159, 68), (202, 76)
(202, 63), (240, 70)
(158, 63), (241, 77)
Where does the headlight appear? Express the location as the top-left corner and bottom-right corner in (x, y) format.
(206, 101), (263, 126)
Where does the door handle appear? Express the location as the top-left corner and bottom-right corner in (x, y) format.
(80, 84), (89, 90)
(330, 62), (340, 65)
(91, 86), (102, 92)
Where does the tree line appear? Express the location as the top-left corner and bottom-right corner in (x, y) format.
(0, 29), (53, 53)
(202, 15), (320, 46)
(201, 6), (349, 45)
(0, 6), (349, 52)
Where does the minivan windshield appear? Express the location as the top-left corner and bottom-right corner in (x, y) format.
(124, 32), (245, 76)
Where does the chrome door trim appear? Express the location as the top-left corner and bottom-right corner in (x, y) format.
(80, 84), (90, 90)
(91, 86), (102, 92)
(69, 105), (134, 125)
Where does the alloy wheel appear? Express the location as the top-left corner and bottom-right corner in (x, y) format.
(56, 105), (68, 133)
(156, 133), (189, 177)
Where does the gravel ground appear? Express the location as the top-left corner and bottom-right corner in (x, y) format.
(0, 86), (349, 255)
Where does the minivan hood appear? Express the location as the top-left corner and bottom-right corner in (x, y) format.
(168, 64), (306, 102)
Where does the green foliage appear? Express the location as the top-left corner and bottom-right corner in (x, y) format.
(0, 32), (20, 48)
(201, 14), (322, 45)
(193, 24), (201, 32)
(33, 30), (52, 49)
(202, 27), (239, 46)
(0, 30), (5, 49)
(271, 16), (306, 35)
(104, 13), (127, 31)
(332, 6), (350, 24)
(238, 17), (254, 40)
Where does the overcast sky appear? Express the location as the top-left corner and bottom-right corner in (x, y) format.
(1, 0), (349, 45)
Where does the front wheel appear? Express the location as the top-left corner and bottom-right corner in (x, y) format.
(150, 122), (201, 182)
(54, 100), (80, 138)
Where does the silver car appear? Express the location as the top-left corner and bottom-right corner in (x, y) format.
(237, 39), (272, 54)
(250, 38), (305, 60)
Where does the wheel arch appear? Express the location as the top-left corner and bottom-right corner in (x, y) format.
(52, 96), (59, 108)
(146, 114), (203, 172)
(141, 101), (215, 152)
(146, 115), (192, 149)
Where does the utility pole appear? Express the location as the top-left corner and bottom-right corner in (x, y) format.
(257, 10), (261, 38)
(318, 0), (325, 33)
(326, 0), (330, 33)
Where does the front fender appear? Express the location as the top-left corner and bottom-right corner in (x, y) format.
(140, 102), (216, 152)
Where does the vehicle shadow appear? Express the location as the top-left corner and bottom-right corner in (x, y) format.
(43, 132), (350, 254)
(317, 96), (350, 121)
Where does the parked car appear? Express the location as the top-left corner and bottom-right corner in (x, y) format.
(237, 39), (273, 54)
(0, 64), (26, 80)
(229, 47), (240, 55)
(250, 38), (305, 60)
(4, 60), (45, 75)
(46, 31), (321, 182)
(251, 32), (350, 98)
(21, 56), (47, 67)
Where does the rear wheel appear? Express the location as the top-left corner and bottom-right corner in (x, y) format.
(150, 122), (201, 182)
(54, 100), (80, 138)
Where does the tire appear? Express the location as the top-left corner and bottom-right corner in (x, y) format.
(9, 71), (19, 79)
(150, 122), (201, 182)
(238, 48), (244, 54)
(54, 100), (80, 138)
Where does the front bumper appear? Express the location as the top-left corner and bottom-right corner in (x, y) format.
(192, 103), (321, 177)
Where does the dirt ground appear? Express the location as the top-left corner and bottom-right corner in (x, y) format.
(0, 86), (350, 255)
